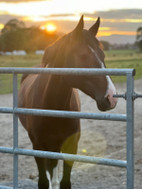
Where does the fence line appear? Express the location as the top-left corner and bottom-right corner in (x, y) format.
(0, 147), (127, 167)
(0, 67), (135, 76)
(0, 107), (127, 121)
(0, 67), (136, 189)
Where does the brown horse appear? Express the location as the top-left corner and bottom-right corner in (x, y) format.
(18, 16), (117, 189)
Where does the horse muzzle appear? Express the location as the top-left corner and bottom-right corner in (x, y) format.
(96, 94), (118, 112)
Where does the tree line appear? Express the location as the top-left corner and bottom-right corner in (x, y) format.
(0, 19), (142, 53)
(136, 27), (142, 52)
(0, 19), (59, 53)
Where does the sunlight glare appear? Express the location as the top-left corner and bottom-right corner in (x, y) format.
(23, 16), (47, 22)
(40, 23), (57, 33)
(98, 30), (136, 37)
(0, 24), (4, 30)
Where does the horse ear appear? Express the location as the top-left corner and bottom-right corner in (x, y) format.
(89, 17), (100, 36)
(74, 15), (84, 32)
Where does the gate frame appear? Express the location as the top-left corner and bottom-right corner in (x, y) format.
(0, 67), (136, 189)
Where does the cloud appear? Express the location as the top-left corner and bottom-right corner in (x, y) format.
(1, 0), (46, 2)
(0, 9), (141, 37)
(49, 9), (142, 32)
(84, 9), (142, 32)
(94, 9), (142, 19)
(0, 14), (21, 21)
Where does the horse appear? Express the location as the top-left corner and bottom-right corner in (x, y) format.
(18, 16), (117, 189)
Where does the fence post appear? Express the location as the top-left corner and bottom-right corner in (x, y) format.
(126, 71), (134, 189)
(13, 73), (18, 189)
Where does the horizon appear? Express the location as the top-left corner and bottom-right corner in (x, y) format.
(0, 0), (142, 44)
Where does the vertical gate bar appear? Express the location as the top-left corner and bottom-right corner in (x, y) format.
(13, 73), (18, 189)
(126, 72), (134, 189)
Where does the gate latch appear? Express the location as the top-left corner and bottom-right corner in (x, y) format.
(113, 92), (142, 100)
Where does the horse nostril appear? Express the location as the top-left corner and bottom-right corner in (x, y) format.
(107, 94), (118, 109)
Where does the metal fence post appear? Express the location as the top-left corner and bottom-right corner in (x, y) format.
(13, 73), (18, 189)
(126, 71), (134, 189)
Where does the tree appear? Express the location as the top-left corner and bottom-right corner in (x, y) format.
(0, 19), (59, 52)
(0, 19), (26, 51)
(0, 27), (27, 52)
(1, 19), (25, 34)
(100, 40), (110, 51)
(136, 27), (142, 52)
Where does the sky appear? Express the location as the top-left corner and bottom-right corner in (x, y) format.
(0, 0), (142, 43)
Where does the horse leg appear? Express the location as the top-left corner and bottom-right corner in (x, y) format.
(60, 131), (80, 189)
(35, 157), (49, 189)
(46, 159), (59, 189)
(60, 160), (73, 189)
(51, 160), (59, 189)
(60, 139), (79, 188)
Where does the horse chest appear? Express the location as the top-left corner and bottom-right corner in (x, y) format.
(28, 116), (80, 150)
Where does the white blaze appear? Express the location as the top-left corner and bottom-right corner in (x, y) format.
(89, 45), (117, 108)
(105, 75), (117, 108)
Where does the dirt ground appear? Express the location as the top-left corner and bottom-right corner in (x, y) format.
(0, 80), (142, 189)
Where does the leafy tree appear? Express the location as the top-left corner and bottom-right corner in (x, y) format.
(136, 27), (142, 52)
(0, 19), (26, 51)
(0, 28), (27, 51)
(0, 19), (59, 53)
(23, 27), (58, 53)
(100, 40), (110, 51)
(1, 19), (25, 34)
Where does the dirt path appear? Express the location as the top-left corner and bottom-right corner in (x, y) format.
(0, 80), (142, 188)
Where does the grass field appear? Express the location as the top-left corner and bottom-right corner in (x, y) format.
(0, 54), (42, 94)
(0, 49), (142, 94)
(105, 49), (142, 82)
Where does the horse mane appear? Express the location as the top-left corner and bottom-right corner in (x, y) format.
(21, 29), (103, 83)
(20, 64), (41, 83)
(21, 34), (70, 83)
(21, 74), (29, 83)
(41, 33), (71, 68)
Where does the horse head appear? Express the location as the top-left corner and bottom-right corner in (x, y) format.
(62, 16), (117, 111)
(42, 16), (117, 111)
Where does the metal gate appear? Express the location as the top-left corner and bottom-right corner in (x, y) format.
(0, 67), (138, 189)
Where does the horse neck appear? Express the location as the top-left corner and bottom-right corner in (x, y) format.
(40, 36), (73, 109)
(41, 74), (72, 110)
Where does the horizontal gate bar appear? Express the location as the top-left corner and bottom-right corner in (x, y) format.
(0, 67), (135, 76)
(0, 147), (127, 168)
(0, 107), (127, 121)
(0, 185), (12, 189)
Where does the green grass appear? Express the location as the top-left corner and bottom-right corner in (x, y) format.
(0, 50), (142, 94)
(0, 54), (42, 67)
(105, 49), (142, 83)
(0, 54), (42, 94)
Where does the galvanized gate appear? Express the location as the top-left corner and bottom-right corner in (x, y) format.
(0, 67), (138, 189)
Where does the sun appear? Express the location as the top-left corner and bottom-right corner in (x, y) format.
(40, 23), (57, 33)
(0, 24), (4, 31)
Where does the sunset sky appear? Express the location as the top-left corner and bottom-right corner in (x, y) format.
(0, 0), (142, 43)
